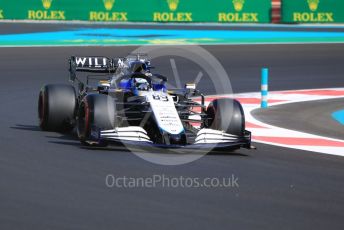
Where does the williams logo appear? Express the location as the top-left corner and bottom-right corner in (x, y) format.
(28, 0), (65, 20)
(293, 0), (333, 22)
(308, 0), (319, 11)
(89, 0), (127, 21)
(153, 0), (192, 22)
(167, 0), (179, 11)
(103, 0), (115, 11)
(233, 0), (245, 12)
(42, 0), (52, 10)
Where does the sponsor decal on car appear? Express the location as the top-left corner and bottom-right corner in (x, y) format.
(148, 93), (184, 135)
(75, 57), (108, 68)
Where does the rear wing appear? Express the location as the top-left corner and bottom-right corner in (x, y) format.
(69, 56), (116, 82)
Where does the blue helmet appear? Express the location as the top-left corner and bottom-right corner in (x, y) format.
(129, 61), (148, 73)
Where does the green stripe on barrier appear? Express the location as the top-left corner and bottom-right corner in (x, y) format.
(0, 0), (271, 23)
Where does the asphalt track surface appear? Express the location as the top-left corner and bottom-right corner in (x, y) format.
(1, 41), (344, 228)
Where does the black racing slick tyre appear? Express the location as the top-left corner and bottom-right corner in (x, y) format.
(206, 98), (245, 136)
(38, 84), (76, 132)
(77, 94), (116, 146)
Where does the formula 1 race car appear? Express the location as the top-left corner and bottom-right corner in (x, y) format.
(38, 54), (252, 150)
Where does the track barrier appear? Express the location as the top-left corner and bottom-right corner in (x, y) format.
(0, 0), (271, 23)
(0, 1), (343, 23)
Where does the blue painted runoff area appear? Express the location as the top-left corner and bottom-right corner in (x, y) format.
(332, 110), (344, 125)
(0, 28), (344, 43)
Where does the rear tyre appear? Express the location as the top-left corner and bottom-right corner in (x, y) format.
(38, 84), (76, 132)
(77, 94), (116, 146)
(205, 98), (245, 136)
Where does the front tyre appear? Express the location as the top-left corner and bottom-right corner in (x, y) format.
(38, 84), (76, 132)
(205, 98), (245, 136)
(77, 94), (116, 146)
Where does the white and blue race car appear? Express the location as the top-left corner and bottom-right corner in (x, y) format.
(38, 54), (252, 150)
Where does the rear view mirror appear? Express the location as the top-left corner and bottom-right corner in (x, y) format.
(185, 83), (196, 90)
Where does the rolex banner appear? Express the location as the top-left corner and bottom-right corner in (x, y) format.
(282, 0), (344, 23)
(0, 0), (271, 23)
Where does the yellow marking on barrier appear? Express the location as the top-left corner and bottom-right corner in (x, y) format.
(89, 11), (128, 21)
(218, 12), (258, 22)
(293, 12), (334, 22)
(153, 12), (192, 22)
(28, 10), (65, 20)
(103, 0), (115, 11)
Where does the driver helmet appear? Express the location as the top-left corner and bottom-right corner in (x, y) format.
(134, 78), (150, 92)
(130, 61), (147, 73)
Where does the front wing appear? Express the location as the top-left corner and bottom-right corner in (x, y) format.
(90, 126), (252, 150)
